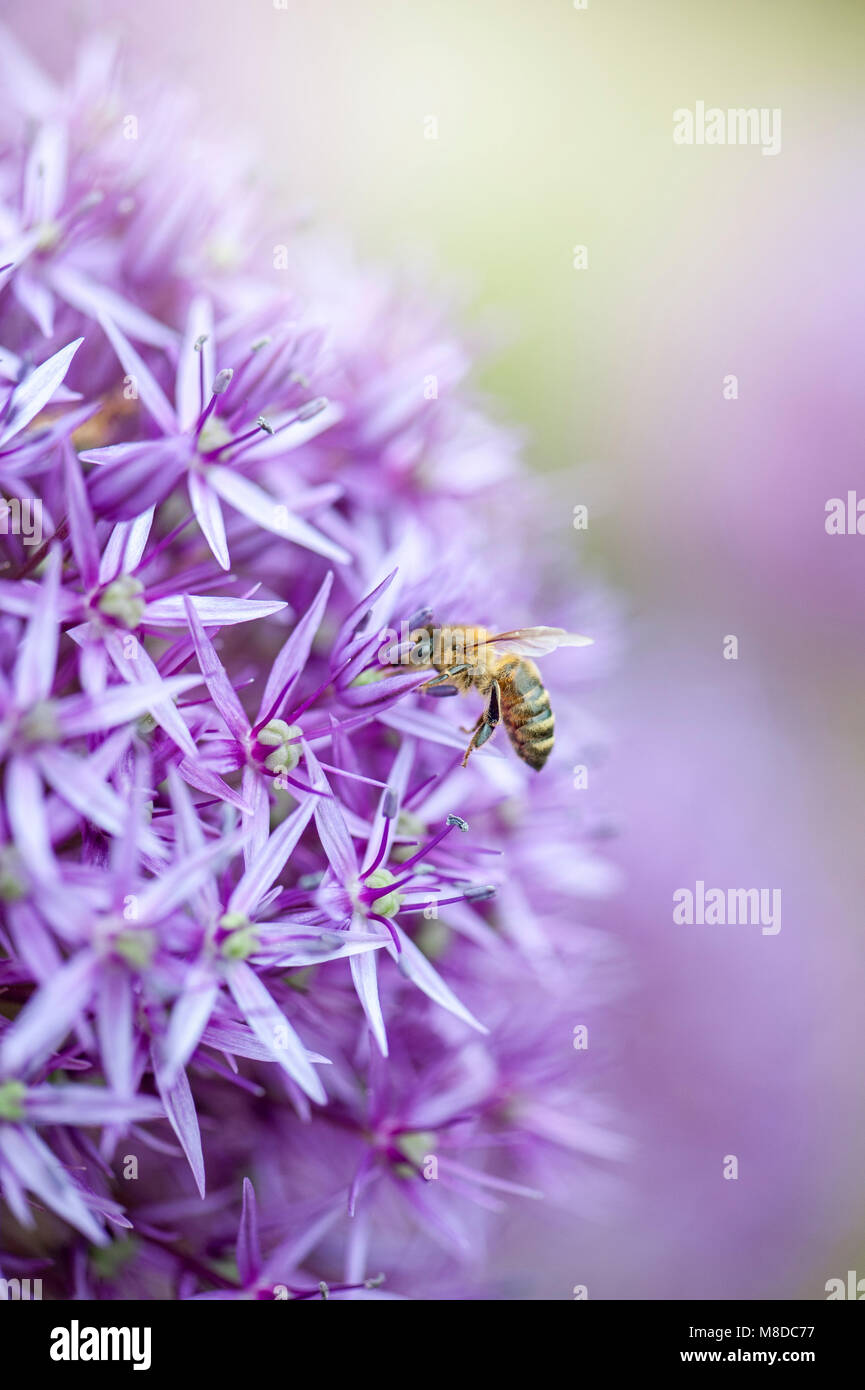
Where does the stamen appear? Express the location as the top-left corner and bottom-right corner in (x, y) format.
(368, 911), (401, 952)
(194, 369), (233, 439)
(256, 647), (359, 730)
(194, 334), (208, 415)
(406, 606), (433, 629)
(398, 886), (495, 912)
(390, 816), (463, 875)
(134, 513), (196, 574)
(359, 811), (393, 881)
(220, 397), (329, 465)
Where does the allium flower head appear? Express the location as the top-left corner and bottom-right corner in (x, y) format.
(0, 24), (621, 1300)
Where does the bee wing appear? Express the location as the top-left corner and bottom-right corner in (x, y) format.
(480, 626), (594, 658)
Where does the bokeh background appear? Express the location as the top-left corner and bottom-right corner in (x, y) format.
(8, 0), (865, 1298)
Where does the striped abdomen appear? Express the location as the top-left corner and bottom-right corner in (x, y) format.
(500, 658), (555, 771)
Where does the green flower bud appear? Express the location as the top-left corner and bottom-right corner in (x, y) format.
(364, 867), (403, 919)
(0, 1080), (27, 1121)
(219, 912), (259, 960)
(98, 574), (146, 629)
(257, 719), (302, 774)
(0, 846), (26, 901)
(19, 700), (60, 744)
(395, 1130), (437, 1168)
(349, 667), (384, 688)
(114, 929), (156, 969)
(197, 416), (232, 453)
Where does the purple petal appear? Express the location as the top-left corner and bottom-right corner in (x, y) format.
(177, 759), (252, 816)
(24, 1086), (164, 1127)
(12, 545), (60, 703)
(229, 797), (316, 917)
(85, 439), (188, 519)
(175, 295), (214, 430)
(182, 594), (250, 741)
(161, 966), (219, 1084)
(136, 827), (246, 924)
(394, 926), (488, 1035)
(334, 569), (398, 657)
(188, 473), (229, 571)
(377, 703), (490, 751)
(0, 337), (82, 446)
(6, 754), (54, 880)
(236, 400), (343, 459)
(0, 950), (99, 1077)
(208, 466), (350, 564)
(359, 739), (416, 873)
(12, 269), (55, 337)
(6, 901), (62, 983)
(225, 960), (326, 1104)
(240, 766), (269, 870)
(35, 746), (165, 858)
(105, 633), (198, 758)
(0, 22), (60, 116)
(97, 313), (177, 435)
(142, 594), (288, 628)
(95, 968), (134, 1097)
(302, 742), (358, 886)
(56, 674), (202, 737)
(23, 119), (68, 225)
(63, 441), (100, 589)
(50, 263), (177, 348)
(350, 949), (388, 1057)
(0, 1126), (107, 1245)
(342, 669), (429, 710)
(237, 1177), (261, 1285)
(270, 936), (387, 969)
(153, 1057), (205, 1199)
(256, 570), (333, 726)
(99, 509), (155, 584)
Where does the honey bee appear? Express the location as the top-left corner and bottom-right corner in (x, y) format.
(405, 624), (593, 771)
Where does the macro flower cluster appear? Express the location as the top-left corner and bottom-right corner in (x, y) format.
(0, 27), (622, 1299)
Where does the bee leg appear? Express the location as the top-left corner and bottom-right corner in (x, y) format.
(461, 713), (484, 733)
(423, 664), (469, 689)
(461, 680), (501, 768)
(422, 664), (471, 699)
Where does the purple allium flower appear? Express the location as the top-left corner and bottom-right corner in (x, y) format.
(0, 25), (620, 1301)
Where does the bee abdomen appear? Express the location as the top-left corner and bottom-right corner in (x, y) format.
(503, 664), (555, 771)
